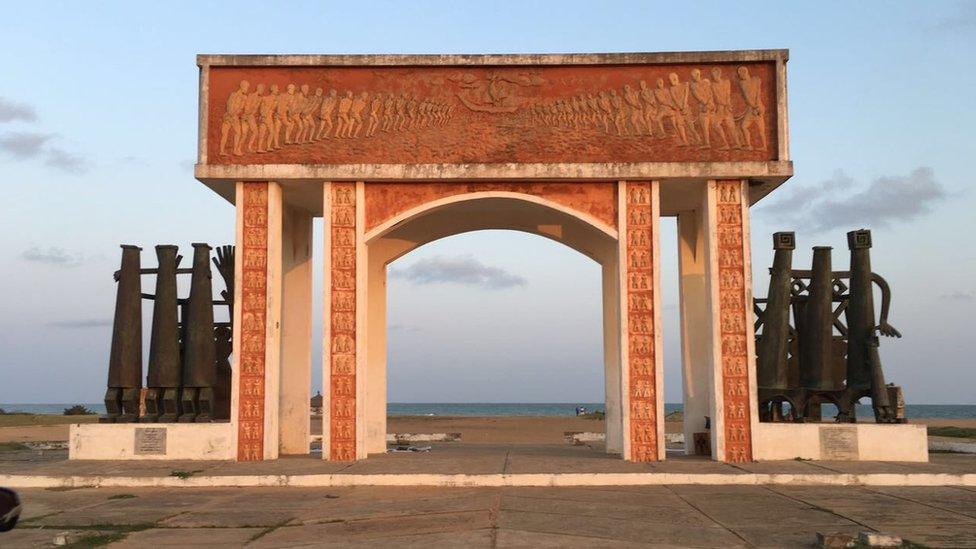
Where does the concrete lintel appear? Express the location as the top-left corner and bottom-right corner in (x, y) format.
(196, 161), (793, 206)
(197, 50), (789, 68)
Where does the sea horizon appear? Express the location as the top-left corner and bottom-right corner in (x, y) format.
(3, 402), (976, 419)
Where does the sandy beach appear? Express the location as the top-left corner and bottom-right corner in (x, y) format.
(1, 414), (974, 444)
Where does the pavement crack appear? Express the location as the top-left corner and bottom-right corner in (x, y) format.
(663, 485), (754, 548)
(762, 485), (875, 531)
(501, 449), (512, 474)
(861, 486), (976, 520)
(489, 492), (501, 548)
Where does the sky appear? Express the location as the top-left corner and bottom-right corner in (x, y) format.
(0, 1), (974, 405)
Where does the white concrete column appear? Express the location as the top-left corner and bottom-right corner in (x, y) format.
(263, 182), (283, 460)
(677, 204), (715, 455)
(278, 205), (313, 455)
(602, 257), (622, 454)
(365, 241), (388, 454)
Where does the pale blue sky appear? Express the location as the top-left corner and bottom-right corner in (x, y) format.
(0, 1), (973, 404)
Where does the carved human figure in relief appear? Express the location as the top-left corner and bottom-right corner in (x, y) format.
(690, 69), (720, 150)
(736, 66), (766, 151)
(300, 87), (322, 143)
(366, 93), (383, 137)
(639, 80), (663, 138)
(316, 89), (337, 140)
(394, 93), (407, 131)
(667, 72), (699, 146)
(220, 80), (249, 156)
(349, 91), (368, 137)
(241, 83), (263, 153)
(280, 84), (297, 144)
(623, 85), (646, 135)
(335, 91), (353, 138)
(288, 84), (307, 144)
(653, 78), (676, 140)
(710, 67), (741, 149)
(257, 84), (278, 152)
(609, 89), (627, 136)
(381, 93), (395, 132)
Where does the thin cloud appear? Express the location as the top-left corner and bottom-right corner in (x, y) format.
(758, 167), (946, 233)
(0, 97), (38, 123)
(930, 3), (976, 32)
(119, 155), (150, 166)
(940, 291), (975, 302)
(48, 319), (113, 329)
(0, 131), (53, 158)
(389, 323), (422, 333)
(21, 246), (90, 267)
(45, 147), (89, 173)
(390, 255), (527, 289)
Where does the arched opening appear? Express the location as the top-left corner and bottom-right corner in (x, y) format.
(363, 194), (623, 455)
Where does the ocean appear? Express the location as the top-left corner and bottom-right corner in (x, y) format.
(3, 402), (976, 419)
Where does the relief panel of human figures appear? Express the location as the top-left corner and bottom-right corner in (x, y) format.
(212, 63), (772, 162)
(530, 65), (766, 152)
(219, 80), (455, 156)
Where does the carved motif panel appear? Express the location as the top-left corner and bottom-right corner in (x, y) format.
(329, 183), (357, 461)
(207, 63), (776, 165)
(364, 181), (618, 233)
(715, 180), (753, 463)
(238, 182), (268, 461)
(626, 181), (658, 462)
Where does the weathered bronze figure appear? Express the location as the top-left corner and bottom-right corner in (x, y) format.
(754, 229), (903, 424)
(180, 243), (218, 422)
(101, 245), (143, 423)
(102, 242), (235, 424)
(142, 245), (182, 422)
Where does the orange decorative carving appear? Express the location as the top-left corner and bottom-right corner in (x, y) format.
(329, 182), (357, 461)
(237, 182), (268, 461)
(363, 181), (617, 233)
(626, 181), (658, 462)
(715, 180), (753, 463)
(207, 63), (777, 165)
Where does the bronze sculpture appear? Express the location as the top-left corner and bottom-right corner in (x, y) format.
(755, 229), (903, 424)
(100, 243), (235, 424)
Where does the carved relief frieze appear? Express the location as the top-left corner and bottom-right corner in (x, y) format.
(626, 181), (658, 462)
(237, 182), (268, 461)
(715, 180), (752, 463)
(329, 182), (357, 461)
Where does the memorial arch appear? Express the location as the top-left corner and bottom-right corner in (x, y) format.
(194, 50), (794, 463)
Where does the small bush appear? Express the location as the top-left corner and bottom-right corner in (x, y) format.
(63, 405), (94, 416)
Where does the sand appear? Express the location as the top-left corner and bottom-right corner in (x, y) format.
(1, 414), (973, 444)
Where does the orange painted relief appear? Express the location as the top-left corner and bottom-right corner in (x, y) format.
(715, 180), (752, 463)
(626, 182), (658, 462)
(208, 63), (776, 165)
(329, 183), (357, 461)
(238, 182), (268, 461)
(363, 181), (617, 233)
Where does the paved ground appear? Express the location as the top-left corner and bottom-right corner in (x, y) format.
(3, 443), (976, 478)
(2, 483), (976, 547)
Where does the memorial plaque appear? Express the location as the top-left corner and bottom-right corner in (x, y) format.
(134, 427), (167, 455)
(819, 426), (858, 460)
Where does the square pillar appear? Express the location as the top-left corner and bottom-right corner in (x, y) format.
(323, 181), (365, 461)
(278, 205), (313, 454)
(677, 205), (713, 455)
(233, 181), (283, 461)
(619, 180), (664, 462)
(702, 179), (758, 463)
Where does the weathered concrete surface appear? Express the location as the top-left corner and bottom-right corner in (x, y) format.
(2, 443), (975, 489)
(2, 484), (975, 548)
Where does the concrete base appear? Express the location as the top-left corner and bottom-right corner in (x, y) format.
(752, 423), (929, 462)
(69, 423), (234, 460)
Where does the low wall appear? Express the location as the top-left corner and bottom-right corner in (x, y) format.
(69, 423), (234, 460)
(752, 423), (928, 462)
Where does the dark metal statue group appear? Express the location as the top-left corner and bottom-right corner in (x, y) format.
(754, 229), (906, 424)
(101, 243), (235, 424)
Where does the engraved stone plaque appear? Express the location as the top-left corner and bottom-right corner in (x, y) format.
(134, 427), (167, 455)
(819, 426), (858, 460)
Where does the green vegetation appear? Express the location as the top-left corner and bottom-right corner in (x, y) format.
(0, 413), (98, 427)
(64, 404), (95, 416)
(927, 426), (976, 439)
(107, 494), (137, 500)
(0, 442), (28, 452)
(580, 411), (605, 420)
